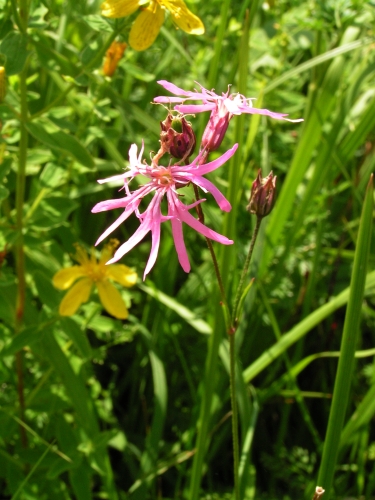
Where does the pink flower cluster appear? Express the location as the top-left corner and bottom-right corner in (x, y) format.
(93, 80), (302, 279)
(92, 142), (237, 279)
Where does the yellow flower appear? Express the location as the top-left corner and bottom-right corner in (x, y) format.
(101, 0), (205, 51)
(53, 240), (137, 319)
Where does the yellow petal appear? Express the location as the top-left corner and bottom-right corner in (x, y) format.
(53, 266), (86, 290)
(96, 281), (129, 319)
(160, 0), (204, 34)
(59, 278), (92, 316)
(129, 3), (165, 51)
(101, 0), (147, 18)
(106, 264), (138, 287)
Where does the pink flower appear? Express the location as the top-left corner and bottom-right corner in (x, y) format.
(154, 80), (303, 151)
(92, 143), (238, 279)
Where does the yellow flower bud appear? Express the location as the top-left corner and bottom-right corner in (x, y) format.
(102, 41), (127, 77)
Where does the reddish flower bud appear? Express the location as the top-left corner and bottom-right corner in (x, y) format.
(160, 114), (196, 160)
(201, 107), (230, 152)
(247, 170), (277, 218)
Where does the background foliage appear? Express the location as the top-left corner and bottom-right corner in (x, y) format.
(0, 0), (375, 498)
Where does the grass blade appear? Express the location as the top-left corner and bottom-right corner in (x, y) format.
(317, 175), (374, 498)
(243, 269), (375, 383)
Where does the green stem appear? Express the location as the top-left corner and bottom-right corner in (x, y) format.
(192, 185), (228, 311)
(18, 0), (29, 32)
(188, 299), (224, 500)
(14, 66), (29, 448)
(189, 185), (232, 500)
(229, 333), (240, 500)
(232, 216), (262, 325)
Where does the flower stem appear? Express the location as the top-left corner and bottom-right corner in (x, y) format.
(232, 216), (262, 326)
(14, 65), (29, 448)
(229, 332), (240, 500)
(193, 184), (228, 314)
(193, 184), (242, 500)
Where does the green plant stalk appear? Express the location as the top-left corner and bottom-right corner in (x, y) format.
(188, 295), (225, 500)
(14, 67), (29, 448)
(193, 185), (228, 310)
(229, 332), (240, 500)
(207, 0), (231, 89)
(317, 175), (374, 498)
(10, 0), (23, 34)
(232, 216), (262, 325)
(18, 0), (28, 32)
(189, 187), (233, 500)
(11, 444), (52, 500)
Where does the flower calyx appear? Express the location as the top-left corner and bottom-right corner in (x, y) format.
(247, 170), (277, 218)
(159, 113), (196, 162)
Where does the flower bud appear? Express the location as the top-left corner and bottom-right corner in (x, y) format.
(102, 41), (127, 77)
(201, 108), (230, 152)
(160, 114), (196, 160)
(247, 170), (277, 218)
(0, 67), (6, 103)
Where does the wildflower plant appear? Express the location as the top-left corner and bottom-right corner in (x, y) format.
(92, 80), (303, 498)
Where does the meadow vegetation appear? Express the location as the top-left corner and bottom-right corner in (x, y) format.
(0, 0), (375, 498)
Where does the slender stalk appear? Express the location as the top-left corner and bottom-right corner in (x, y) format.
(189, 185), (232, 500)
(232, 216), (262, 325)
(193, 185), (242, 500)
(14, 65), (29, 448)
(192, 185), (228, 310)
(10, 0), (23, 33)
(229, 333), (240, 500)
(18, 0), (29, 32)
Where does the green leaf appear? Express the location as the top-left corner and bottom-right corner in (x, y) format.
(59, 317), (92, 359)
(41, 331), (99, 437)
(0, 157), (12, 181)
(83, 15), (113, 33)
(29, 196), (78, 230)
(0, 185), (9, 201)
(40, 163), (68, 188)
(121, 62), (155, 82)
(139, 284), (212, 335)
(81, 40), (100, 68)
(28, 5), (49, 28)
(2, 324), (47, 356)
(33, 270), (60, 309)
(27, 119), (94, 168)
(317, 175), (374, 498)
(0, 32), (30, 75)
